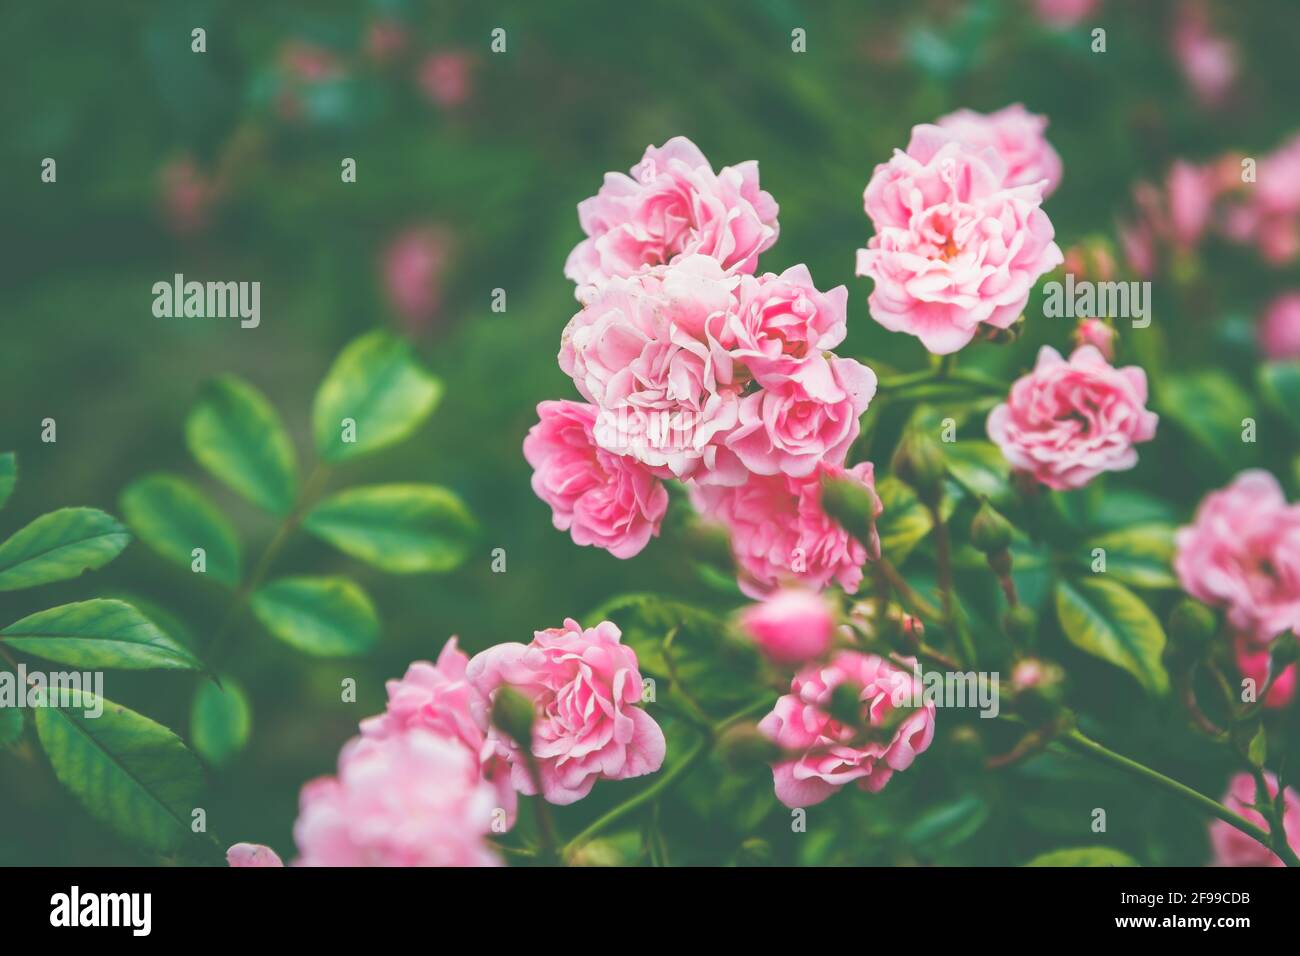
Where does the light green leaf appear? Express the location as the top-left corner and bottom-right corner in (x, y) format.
(1025, 847), (1139, 867)
(0, 705), (22, 747)
(251, 576), (378, 656)
(944, 440), (1012, 506)
(1083, 524), (1178, 589)
(185, 375), (298, 515)
(0, 452), (16, 510)
(120, 474), (241, 586)
(34, 695), (205, 852)
(1, 599), (201, 671)
(1259, 362), (1300, 437)
(1159, 370), (1256, 468)
(1055, 577), (1169, 695)
(0, 508), (130, 592)
(312, 330), (442, 463)
(875, 476), (932, 564)
(304, 484), (476, 573)
(191, 678), (251, 767)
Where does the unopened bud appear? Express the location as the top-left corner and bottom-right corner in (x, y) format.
(1011, 658), (1065, 723)
(891, 430), (946, 502)
(568, 839), (626, 867)
(716, 723), (781, 769)
(1168, 599), (1217, 649)
(1270, 632), (1299, 670)
(820, 473), (880, 545)
(490, 686), (536, 746)
(970, 501), (1013, 554)
(828, 682), (864, 728)
(1002, 605), (1037, 646)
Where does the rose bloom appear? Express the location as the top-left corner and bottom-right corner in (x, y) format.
(935, 103), (1063, 196)
(294, 730), (502, 867)
(856, 125), (1063, 354)
(418, 50), (474, 108)
(1174, 470), (1300, 644)
(564, 136), (779, 294)
(987, 345), (1158, 491)
(1258, 291), (1300, 361)
(1073, 318), (1115, 360)
(1166, 160), (1218, 249)
(739, 589), (836, 666)
(728, 264), (849, 391)
(523, 400), (669, 559)
(758, 651), (936, 808)
(381, 225), (451, 330)
(692, 461), (882, 599)
(466, 619), (666, 805)
(227, 843), (283, 867)
(359, 637), (517, 823)
(1209, 772), (1300, 866)
(1172, 1), (1236, 109)
(1234, 636), (1297, 710)
(559, 255), (745, 481)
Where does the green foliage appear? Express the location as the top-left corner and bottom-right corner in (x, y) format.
(191, 678), (252, 768)
(1080, 525), (1178, 590)
(0, 508), (130, 592)
(1158, 370), (1257, 470)
(251, 576), (379, 657)
(1025, 847), (1139, 867)
(1258, 362), (1300, 437)
(304, 483), (477, 573)
(0, 599), (201, 671)
(120, 474), (242, 586)
(1055, 577), (1170, 695)
(0, 706), (22, 747)
(0, 453), (15, 511)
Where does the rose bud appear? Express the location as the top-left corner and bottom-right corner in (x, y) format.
(739, 589), (835, 666)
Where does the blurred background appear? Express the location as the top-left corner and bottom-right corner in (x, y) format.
(3, 0), (1300, 865)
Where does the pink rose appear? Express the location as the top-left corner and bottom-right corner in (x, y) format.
(758, 651), (936, 807)
(294, 730), (502, 867)
(723, 356), (877, 478)
(1174, 470), (1300, 644)
(381, 225), (451, 330)
(856, 125), (1063, 354)
(1209, 772), (1300, 866)
(692, 461), (882, 598)
(728, 264), (849, 391)
(739, 589), (836, 666)
(935, 103), (1063, 196)
(987, 345), (1158, 490)
(1172, 1), (1236, 109)
(523, 400), (669, 559)
(1258, 292), (1300, 361)
(1166, 160), (1218, 249)
(564, 137), (779, 294)
(226, 843), (284, 867)
(1073, 318), (1115, 360)
(466, 619), (666, 805)
(359, 637), (517, 823)
(1235, 636), (1297, 709)
(559, 256), (744, 480)
(418, 50), (474, 108)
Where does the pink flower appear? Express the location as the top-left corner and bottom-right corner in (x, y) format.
(987, 345), (1158, 490)
(935, 103), (1063, 196)
(723, 356), (877, 479)
(1258, 292), (1300, 361)
(1235, 637), (1297, 710)
(728, 264), (849, 391)
(418, 50), (475, 108)
(559, 255), (745, 481)
(381, 225), (451, 330)
(1166, 161), (1218, 248)
(692, 461), (881, 598)
(1073, 318), (1115, 360)
(739, 589), (836, 666)
(226, 843), (284, 867)
(1174, 470), (1300, 645)
(523, 400), (669, 559)
(359, 637), (517, 823)
(294, 730), (502, 867)
(564, 137), (779, 294)
(1031, 0), (1097, 28)
(856, 125), (1063, 354)
(1172, 1), (1236, 109)
(466, 619), (666, 806)
(1209, 772), (1300, 866)
(758, 651), (935, 807)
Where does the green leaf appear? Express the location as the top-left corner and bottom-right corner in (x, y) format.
(0, 508), (130, 592)
(1055, 577), (1169, 695)
(303, 483), (476, 573)
(1082, 524), (1178, 589)
(185, 375), (298, 515)
(903, 794), (990, 852)
(1025, 847), (1139, 867)
(0, 452), (16, 510)
(1, 600), (201, 671)
(1081, 489), (1178, 532)
(875, 476), (933, 564)
(251, 576), (378, 656)
(34, 695), (205, 853)
(312, 330), (443, 463)
(944, 440), (1012, 506)
(1259, 362), (1300, 437)
(120, 474), (241, 586)
(0, 705), (22, 747)
(1158, 370), (1256, 468)
(190, 678), (251, 767)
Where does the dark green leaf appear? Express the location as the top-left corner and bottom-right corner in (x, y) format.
(1259, 362), (1300, 437)
(0, 508), (130, 592)
(1, 599), (201, 671)
(0, 452), (16, 510)
(251, 576), (378, 656)
(120, 473), (241, 586)
(1055, 577), (1169, 695)
(190, 678), (251, 767)
(1158, 370), (1256, 468)
(0, 704), (22, 747)
(303, 484), (476, 573)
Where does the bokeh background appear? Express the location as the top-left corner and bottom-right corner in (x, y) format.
(3, 0), (1300, 865)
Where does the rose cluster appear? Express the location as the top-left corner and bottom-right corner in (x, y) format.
(526, 136), (883, 597)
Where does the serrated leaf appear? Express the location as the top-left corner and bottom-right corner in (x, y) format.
(34, 695), (205, 852)
(120, 474), (241, 586)
(1083, 524), (1178, 589)
(191, 678), (251, 767)
(186, 375), (298, 515)
(251, 576), (378, 656)
(0, 508), (130, 592)
(303, 484), (476, 573)
(1259, 362), (1300, 437)
(0, 453), (16, 510)
(0, 704), (22, 747)
(1025, 847), (1139, 867)
(1, 599), (201, 671)
(312, 330), (442, 462)
(1055, 577), (1169, 695)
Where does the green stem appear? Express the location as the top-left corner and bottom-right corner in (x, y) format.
(876, 558), (943, 621)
